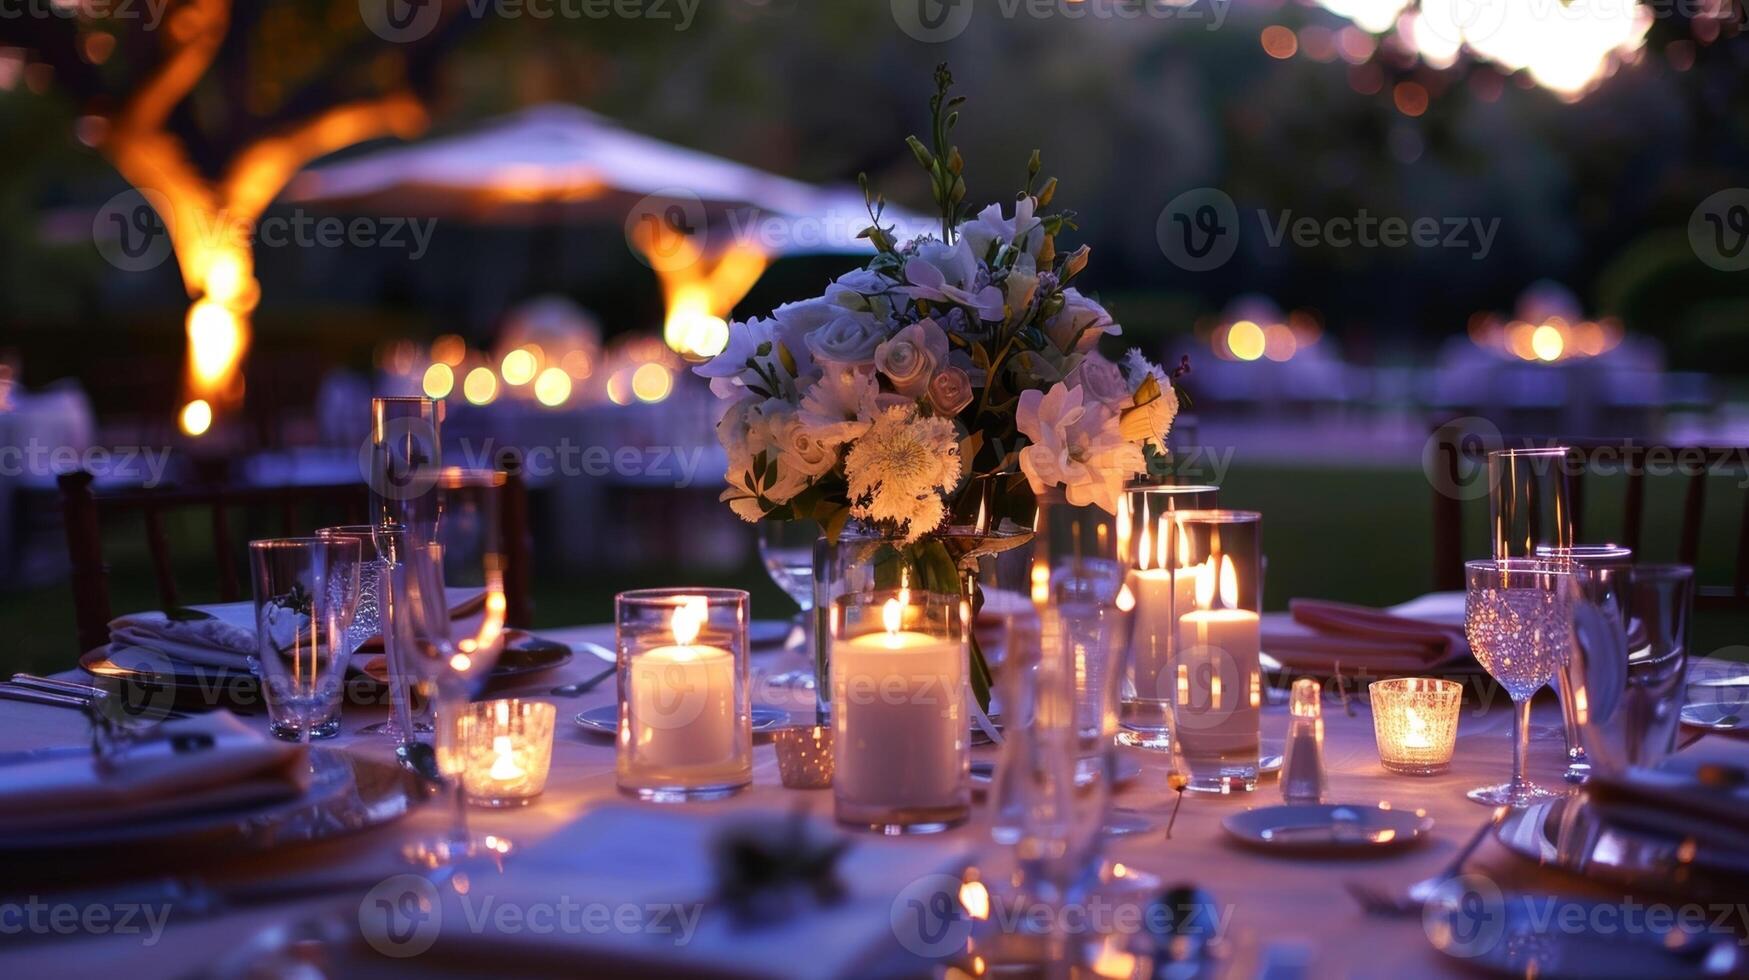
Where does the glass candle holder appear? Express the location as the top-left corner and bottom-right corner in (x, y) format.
(831, 589), (969, 834)
(1117, 483), (1220, 750)
(1369, 678), (1463, 775)
(1166, 510), (1263, 793)
(773, 724), (835, 789)
(616, 588), (752, 802)
(447, 698), (557, 807)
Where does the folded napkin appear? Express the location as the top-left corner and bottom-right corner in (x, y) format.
(1260, 598), (1470, 673)
(407, 804), (969, 979)
(0, 711), (309, 836)
(1584, 761), (1749, 860)
(107, 588), (486, 674)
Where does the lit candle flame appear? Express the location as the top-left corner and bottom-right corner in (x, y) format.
(1030, 558), (1050, 605)
(487, 734), (524, 780)
(1115, 583), (1136, 612)
(1196, 554), (1240, 610)
(1405, 707), (1431, 749)
(882, 597), (903, 636)
(671, 594), (707, 646)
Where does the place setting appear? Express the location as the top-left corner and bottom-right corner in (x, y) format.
(2, 17), (1749, 978)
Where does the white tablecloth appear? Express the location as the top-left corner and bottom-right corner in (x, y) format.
(1, 620), (1743, 979)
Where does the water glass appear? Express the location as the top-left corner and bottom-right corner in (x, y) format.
(757, 519), (821, 692)
(1570, 564), (1694, 775)
(369, 395), (443, 542)
(1488, 447), (1573, 560)
(248, 537), (362, 742)
(1464, 558), (1570, 806)
(317, 524), (432, 738)
(1537, 544), (1633, 782)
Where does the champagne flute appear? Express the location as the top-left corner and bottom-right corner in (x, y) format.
(757, 520), (821, 691)
(1464, 558), (1569, 806)
(248, 537), (362, 746)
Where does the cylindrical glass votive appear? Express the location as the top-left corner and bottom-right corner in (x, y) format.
(616, 589), (752, 802)
(831, 589), (969, 834)
(1167, 510), (1263, 793)
(1369, 678), (1463, 775)
(1118, 483), (1220, 750)
(446, 698), (557, 807)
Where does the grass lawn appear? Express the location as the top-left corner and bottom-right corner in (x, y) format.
(4, 463), (1744, 676)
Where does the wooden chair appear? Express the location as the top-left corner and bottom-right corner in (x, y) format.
(58, 469), (534, 655)
(1428, 427), (1749, 610)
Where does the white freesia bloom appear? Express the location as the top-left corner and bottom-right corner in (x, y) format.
(694, 316), (778, 394)
(1043, 288), (1121, 354)
(901, 239), (1006, 322)
(1004, 252), (1039, 317)
(873, 318), (948, 398)
(1016, 382), (1145, 513)
(961, 196), (1045, 263)
(844, 404), (961, 542)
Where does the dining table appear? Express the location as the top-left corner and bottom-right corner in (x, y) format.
(2, 597), (1745, 979)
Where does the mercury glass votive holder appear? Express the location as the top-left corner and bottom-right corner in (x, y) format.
(616, 588), (752, 802)
(1370, 678), (1463, 775)
(831, 590), (969, 834)
(773, 724), (835, 789)
(449, 698), (557, 807)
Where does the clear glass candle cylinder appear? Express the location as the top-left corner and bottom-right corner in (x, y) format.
(1118, 483), (1219, 750)
(1369, 678), (1463, 775)
(831, 589), (969, 834)
(615, 588), (752, 802)
(1166, 510), (1263, 793)
(445, 698), (557, 807)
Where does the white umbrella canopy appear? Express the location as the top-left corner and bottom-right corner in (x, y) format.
(282, 103), (932, 255)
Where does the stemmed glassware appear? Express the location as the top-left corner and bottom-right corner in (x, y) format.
(757, 519), (821, 691)
(248, 537), (363, 745)
(1463, 558), (1571, 806)
(316, 524), (433, 738)
(1488, 446), (1576, 746)
(389, 469), (511, 866)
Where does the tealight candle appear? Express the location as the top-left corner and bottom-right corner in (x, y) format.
(616, 589), (751, 802)
(1370, 678), (1463, 775)
(831, 590), (968, 834)
(449, 698), (557, 807)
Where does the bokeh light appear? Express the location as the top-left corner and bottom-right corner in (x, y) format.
(464, 366), (499, 405)
(423, 362), (455, 399)
(534, 366), (573, 407)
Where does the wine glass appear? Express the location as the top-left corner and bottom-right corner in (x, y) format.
(248, 537), (363, 745)
(316, 524), (433, 738)
(1464, 558), (1570, 806)
(391, 469), (511, 866)
(757, 520), (821, 691)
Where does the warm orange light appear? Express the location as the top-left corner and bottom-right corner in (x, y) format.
(1227, 320), (1266, 361)
(1531, 324), (1565, 362)
(1261, 25), (1298, 59)
(431, 334), (467, 366)
(179, 398), (212, 436)
(186, 298), (246, 391)
(463, 366), (498, 405)
(533, 367), (572, 407)
(500, 348), (537, 386)
(631, 363), (672, 403)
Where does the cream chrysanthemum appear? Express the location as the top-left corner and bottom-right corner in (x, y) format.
(844, 405), (961, 542)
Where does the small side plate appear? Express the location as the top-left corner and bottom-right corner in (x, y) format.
(1221, 803), (1433, 855)
(574, 705), (789, 735)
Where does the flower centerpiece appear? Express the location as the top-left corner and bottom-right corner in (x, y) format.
(697, 65), (1185, 707)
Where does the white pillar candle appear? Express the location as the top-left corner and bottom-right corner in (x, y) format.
(627, 598), (736, 773)
(1174, 555), (1261, 753)
(834, 599), (965, 809)
(1130, 519), (1205, 699)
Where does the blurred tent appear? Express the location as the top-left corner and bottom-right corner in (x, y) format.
(285, 103), (931, 357)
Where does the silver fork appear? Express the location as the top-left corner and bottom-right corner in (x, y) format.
(1344, 807), (1504, 917)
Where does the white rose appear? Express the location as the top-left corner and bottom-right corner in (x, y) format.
(1044, 288), (1121, 354)
(873, 318), (948, 398)
(804, 308), (888, 367)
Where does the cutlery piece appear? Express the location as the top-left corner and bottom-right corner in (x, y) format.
(0, 682), (187, 720)
(549, 663), (616, 698)
(576, 640), (616, 663)
(1344, 807), (1503, 917)
(10, 673), (107, 699)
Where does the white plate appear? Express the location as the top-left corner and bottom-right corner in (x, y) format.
(574, 705), (789, 735)
(1221, 803), (1433, 855)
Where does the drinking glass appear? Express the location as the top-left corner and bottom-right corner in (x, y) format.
(1569, 564), (1694, 775)
(317, 525), (433, 738)
(390, 470), (510, 866)
(1535, 544), (1632, 782)
(1464, 558), (1571, 806)
(248, 537), (363, 743)
(757, 520), (821, 692)
(369, 395), (443, 543)
(1488, 447), (1574, 560)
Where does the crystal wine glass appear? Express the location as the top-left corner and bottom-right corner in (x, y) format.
(317, 524), (433, 738)
(391, 469), (511, 866)
(1464, 558), (1570, 806)
(248, 537), (362, 745)
(757, 519), (821, 691)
